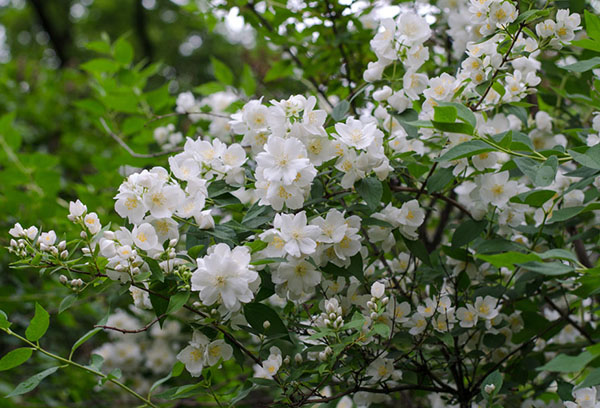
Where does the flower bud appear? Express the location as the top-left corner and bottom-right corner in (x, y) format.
(10, 239), (17, 248)
(59, 275), (68, 284)
(484, 384), (496, 394)
(80, 231), (87, 239)
(318, 351), (327, 361)
(58, 241), (67, 251)
(324, 319), (331, 326)
(61, 250), (69, 259)
(370, 312), (378, 320)
(81, 247), (90, 255)
(263, 320), (271, 329)
(294, 353), (303, 364)
(169, 238), (178, 247)
(103, 231), (115, 240)
(40, 243), (48, 251)
(283, 356), (290, 365)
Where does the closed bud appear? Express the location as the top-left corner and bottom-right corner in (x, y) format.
(81, 247), (90, 255)
(169, 238), (178, 247)
(59, 275), (68, 284)
(370, 312), (378, 320)
(80, 231), (87, 239)
(10, 239), (17, 248)
(325, 346), (332, 355)
(324, 319), (331, 326)
(132, 267), (140, 274)
(295, 353), (303, 364)
(318, 351), (327, 361)
(263, 320), (271, 329)
(50, 247), (58, 256)
(329, 312), (337, 320)
(193, 301), (201, 308)
(382, 296), (389, 305)
(58, 241), (67, 251)
(484, 384), (495, 394)
(366, 301), (374, 310)
(60, 250), (69, 259)
(284, 356), (290, 364)
(169, 251), (176, 259)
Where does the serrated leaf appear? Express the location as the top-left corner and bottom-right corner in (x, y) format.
(25, 303), (50, 342)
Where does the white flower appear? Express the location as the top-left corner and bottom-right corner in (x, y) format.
(177, 331), (210, 377)
(398, 200), (425, 228)
(275, 212), (321, 257)
(132, 223), (159, 251)
(488, 1), (517, 26)
(396, 11), (431, 46)
(273, 258), (321, 297)
(370, 19), (396, 60)
(474, 296), (500, 320)
(335, 117), (378, 150)
(9, 223), (25, 238)
(256, 136), (312, 185)
(478, 171), (519, 207)
(143, 184), (184, 219)
(83, 213), (101, 234)
(191, 244), (258, 312)
(115, 193), (146, 224)
(366, 357), (396, 382)
(39, 231), (56, 247)
(573, 387), (598, 408)
(370, 282), (385, 299)
(407, 312), (427, 335)
(205, 339), (233, 366)
(456, 304), (479, 328)
(484, 384), (496, 394)
(68, 199), (87, 221)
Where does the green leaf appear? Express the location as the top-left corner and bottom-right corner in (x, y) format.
(452, 219), (487, 247)
(534, 156), (558, 187)
(481, 370), (503, 399)
(426, 167), (454, 193)
(6, 366), (60, 398)
(475, 252), (541, 270)
(25, 303), (50, 342)
(331, 100), (350, 122)
(240, 64), (256, 96)
(80, 58), (120, 75)
(431, 121), (474, 135)
(568, 145), (600, 170)
(166, 291), (190, 315)
(518, 261), (574, 276)
(0, 348), (33, 371)
(437, 101), (477, 128)
(537, 351), (595, 373)
(348, 253), (364, 283)
(211, 58), (234, 85)
(113, 37), (134, 65)
(145, 257), (164, 282)
(585, 10), (600, 41)
(263, 60), (294, 82)
(562, 57), (600, 72)
(576, 367), (600, 390)
(242, 202), (275, 229)
(355, 177), (382, 211)
(243, 303), (291, 341)
(70, 328), (102, 357)
(571, 38), (600, 52)
(438, 140), (494, 162)
(509, 190), (556, 208)
(402, 236), (431, 266)
(59, 294), (78, 314)
(149, 281), (169, 327)
(0, 310), (11, 330)
(433, 105), (457, 123)
(85, 40), (111, 54)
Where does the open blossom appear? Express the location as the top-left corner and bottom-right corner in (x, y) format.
(474, 296), (500, 320)
(396, 11), (431, 46)
(335, 117), (378, 150)
(256, 136), (312, 184)
(477, 171), (519, 207)
(273, 258), (321, 298)
(273, 211), (321, 257)
(191, 243), (258, 312)
(68, 199), (87, 221)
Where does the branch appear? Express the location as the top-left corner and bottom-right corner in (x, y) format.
(390, 185), (473, 219)
(99, 117), (182, 158)
(95, 313), (166, 334)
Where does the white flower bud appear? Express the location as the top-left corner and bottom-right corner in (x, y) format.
(81, 247), (90, 255)
(370, 312), (378, 320)
(60, 250), (69, 259)
(295, 353), (303, 364)
(324, 319), (331, 326)
(10, 239), (17, 248)
(169, 238), (178, 247)
(484, 384), (496, 394)
(263, 320), (271, 329)
(193, 301), (202, 308)
(382, 296), (389, 305)
(169, 251), (176, 259)
(80, 231), (87, 239)
(103, 231), (115, 240)
(318, 351), (327, 361)
(370, 281), (385, 299)
(39, 243), (48, 251)
(50, 247), (58, 256)
(59, 275), (68, 284)
(324, 346), (332, 355)
(132, 267), (140, 275)
(58, 241), (67, 251)
(367, 301), (374, 310)
(283, 356), (290, 365)
(329, 312), (337, 320)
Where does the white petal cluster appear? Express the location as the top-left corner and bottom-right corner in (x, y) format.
(191, 243), (258, 312)
(177, 331), (233, 377)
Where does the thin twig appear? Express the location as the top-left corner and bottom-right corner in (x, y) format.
(99, 117), (182, 158)
(95, 313), (166, 334)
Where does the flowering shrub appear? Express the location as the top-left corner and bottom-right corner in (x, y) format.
(4, 0), (600, 407)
